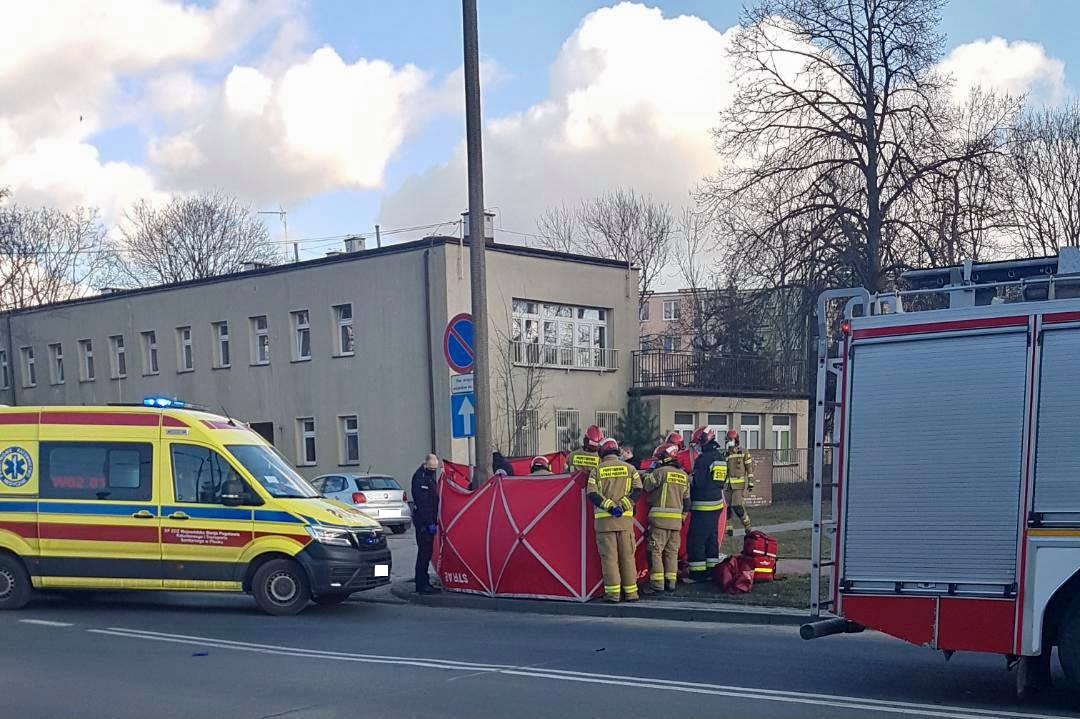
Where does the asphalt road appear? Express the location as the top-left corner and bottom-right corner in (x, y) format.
(3, 582), (1080, 719)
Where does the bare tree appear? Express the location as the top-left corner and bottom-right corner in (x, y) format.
(0, 200), (121, 310)
(708, 0), (1015, 292)
(1005, 102), (1080, 256)
(535, 188), (674, 310)
(119, 191), (279, 285)
(491, 315), (551, 457)
(674, 207), (716, 292)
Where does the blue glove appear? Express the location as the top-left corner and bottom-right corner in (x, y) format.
(426, 523), (438, 535)
(609, 506), (624, 518)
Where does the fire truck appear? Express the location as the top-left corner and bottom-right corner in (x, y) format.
(802, 250), (1080, 695)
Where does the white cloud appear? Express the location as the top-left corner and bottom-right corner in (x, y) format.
(149, 47), (430, 203)
(377, 2), (739, 241)
(939, 37), (1068, 105)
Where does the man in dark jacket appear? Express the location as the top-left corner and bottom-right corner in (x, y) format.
(411, 454), (441, 594)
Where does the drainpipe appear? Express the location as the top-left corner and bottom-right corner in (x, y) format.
(5, 312), (15, 407)
(424, 250), (437, 452)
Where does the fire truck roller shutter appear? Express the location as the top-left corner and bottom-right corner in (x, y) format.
(844, 331), (1027, 587)
(1034, 328), (1080, 513)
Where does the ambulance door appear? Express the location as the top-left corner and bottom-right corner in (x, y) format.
(36, 440), (161, 589)
(161, 442), (254, 590)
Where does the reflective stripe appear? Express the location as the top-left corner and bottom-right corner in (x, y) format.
(688, 561), (707, 569)
(754, 567), (774, 574)
(648, 510), (683, 520)
(594, 510), (628, 519)
(691, 501), (725, 511)
(649, 573), (665, 581)
(622, 586), (639, 593)
(728, 478), (746, 487)
(664, 573), (677, 580)
(604, 584), (620, 593)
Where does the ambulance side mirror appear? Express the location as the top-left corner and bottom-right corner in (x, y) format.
(221, 480), (246, 507)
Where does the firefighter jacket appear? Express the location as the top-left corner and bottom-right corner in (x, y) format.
(568, 449), (600, 473)
(726, 447), (754, 489)
(690, 444), (727, 512)
(587, 456), (643, 533)
(643, 463), (691, 530)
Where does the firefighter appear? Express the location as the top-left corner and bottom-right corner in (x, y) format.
(530, 455), (553, 475)
(643, 443), (690, 594)
(724, 430), (754, 534)
(568, 425), (604, 472)
(686, 428), (726, 582)
(587, 437), (643, 603)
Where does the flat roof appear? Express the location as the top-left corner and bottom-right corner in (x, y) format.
(4, 236), (634, 317)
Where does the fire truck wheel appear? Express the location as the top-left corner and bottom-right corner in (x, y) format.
(1058, 592), (1080, 688)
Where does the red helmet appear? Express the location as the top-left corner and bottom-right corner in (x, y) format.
(583, 425), (604, 451)
(657, 443), (680, 464)
(531, 455), (551, 472)
(689, 426), (705, 446)
(665, 431), (684, 449)
(726, 429), (739, 442)
(598, 437), (620, 457)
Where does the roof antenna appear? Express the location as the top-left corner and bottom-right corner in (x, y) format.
(221, 405), (237, 427)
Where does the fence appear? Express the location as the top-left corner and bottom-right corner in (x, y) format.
(511, 342), (620, 371)
(632, 351), (807, 394)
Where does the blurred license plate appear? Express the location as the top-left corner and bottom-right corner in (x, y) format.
(378, 509), (400, 518)
(374, 565), (390, 577)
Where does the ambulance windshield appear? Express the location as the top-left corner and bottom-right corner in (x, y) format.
(227, 444), (320, 498)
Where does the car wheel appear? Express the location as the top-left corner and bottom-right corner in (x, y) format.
(0, 555), (32, 610)
(252, 559), (310, 616)
(313, 593), (351, 606)
(1058, 591), (1080, 688)
(390, 524), (408, 535)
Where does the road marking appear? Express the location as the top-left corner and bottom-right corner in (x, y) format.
(88, 627), (1068, 719)
(19, 619), (73, 627)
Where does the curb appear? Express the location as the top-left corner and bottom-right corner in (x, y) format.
(387, 582), (806, 626)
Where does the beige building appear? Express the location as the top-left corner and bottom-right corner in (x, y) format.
(0, 236), (638, 483)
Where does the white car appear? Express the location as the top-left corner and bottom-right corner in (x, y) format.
(312, 473), (413, 534)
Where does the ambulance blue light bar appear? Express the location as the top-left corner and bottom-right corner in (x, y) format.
(142, 396), (187, 409)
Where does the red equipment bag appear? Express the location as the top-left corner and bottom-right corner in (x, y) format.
(743, 530), (778, 559)
(714, 554), (755, 594)
(750, 555), (777, 583)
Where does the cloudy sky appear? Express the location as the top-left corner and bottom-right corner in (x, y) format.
(0, 0), (1073, 259)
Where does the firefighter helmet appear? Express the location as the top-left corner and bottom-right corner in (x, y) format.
(658, 443), (680, 464)
(726, 429), (739, 443)
(665, 431), (684, 449)
(699, 427), (717, 447)
(531, 455), (551, 472)
(598, 437), (620, 458)
(583, 425), (604, 451)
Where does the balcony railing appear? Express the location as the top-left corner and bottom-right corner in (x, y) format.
(632, 351), (807, 395)
(510, 342), (620, 372)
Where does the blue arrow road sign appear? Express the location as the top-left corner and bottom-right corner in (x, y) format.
(443, 313), (474, 374)
(451, 393), (476, 438)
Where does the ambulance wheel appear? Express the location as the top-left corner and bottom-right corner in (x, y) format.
(252, 559), (310, 616)
(0, 555), (31, 610)
(313, 593), (350, 606)
(1057, 592), (1080, 688)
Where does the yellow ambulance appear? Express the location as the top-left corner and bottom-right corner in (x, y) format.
(0, 401), (391, 615)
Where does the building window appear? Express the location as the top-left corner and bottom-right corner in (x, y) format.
(176, 326), (193, 372)
(662, 335), (678, 352)
(48, 343), (64, 385)
(339, 415), (359, 465)
(20, 347), (35, 388)
(595, 411), (619, 441)
(555, 408), (581, 452)
(141, 331), (159, 375)
(673, 411), (695, 446)
(297, 417), (317, 466)
(78, 339), (95, 382)
(740, 414), (761, 450)
(0, 350), (9, 389)
(511, 299), (611, 370)
(40, 442), (153, 501)
(639, 303), (650, 321)
(511, 409), (539, 457)
(291, 311), (311, 361)
(109, 335), (127, 379)
(707, 413), (728, 437)
(212, 322), (230, 368)
(251, 316), (270, 365)
(663, 300), (680, 321)
(334, 304), (354, 355)
(772, 415), (793, 464)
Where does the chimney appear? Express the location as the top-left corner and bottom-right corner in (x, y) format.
(344, 236), (366, 253)
(461, 210), (495, 244)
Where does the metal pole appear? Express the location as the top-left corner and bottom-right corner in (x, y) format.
(462, 0), (491, 488)
(375, 224), (382, 248)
